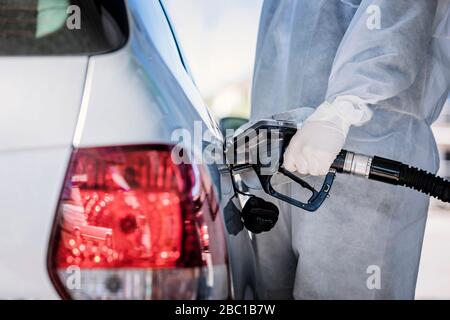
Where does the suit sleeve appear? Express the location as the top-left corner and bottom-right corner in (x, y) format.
(326, 0), (437, 104)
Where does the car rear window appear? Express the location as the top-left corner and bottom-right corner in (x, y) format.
(0, 0), (128, 55)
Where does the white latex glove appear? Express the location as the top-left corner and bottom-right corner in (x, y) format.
(283, 96), (373, 176)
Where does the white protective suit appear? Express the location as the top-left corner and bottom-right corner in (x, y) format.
(250, 0), (450, 299)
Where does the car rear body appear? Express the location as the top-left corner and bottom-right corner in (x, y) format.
(0, 0), (256, 299)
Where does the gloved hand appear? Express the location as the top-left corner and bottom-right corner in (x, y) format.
(283, 95), (373, 176)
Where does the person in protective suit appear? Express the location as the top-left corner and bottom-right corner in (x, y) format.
(250, 0), (450, 299)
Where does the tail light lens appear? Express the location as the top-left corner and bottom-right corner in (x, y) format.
(48, 145), (226, 299)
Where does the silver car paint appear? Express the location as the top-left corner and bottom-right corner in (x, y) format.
(0, 57), (87, 298)
(0, 0), (255, 299)
(0, 57), (87, 151)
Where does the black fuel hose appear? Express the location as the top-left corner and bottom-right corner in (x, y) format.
(398, 165), (449, 203)
(332, 150), (450, 203)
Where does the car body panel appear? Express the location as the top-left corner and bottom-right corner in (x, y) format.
(0, 57), (87, 151)
(0, 147), (69, 299)
(0, 0), (256, 299)
(0, 57), (87, 298)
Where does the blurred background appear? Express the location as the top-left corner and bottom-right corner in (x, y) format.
(164, 0), (450, 299)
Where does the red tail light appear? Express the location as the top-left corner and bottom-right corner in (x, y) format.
(47, 145), (227, 299)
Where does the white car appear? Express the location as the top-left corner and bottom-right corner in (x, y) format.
(0, 0), (256, 299)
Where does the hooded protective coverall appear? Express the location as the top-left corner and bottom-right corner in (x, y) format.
(250, 0), (450, 299)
